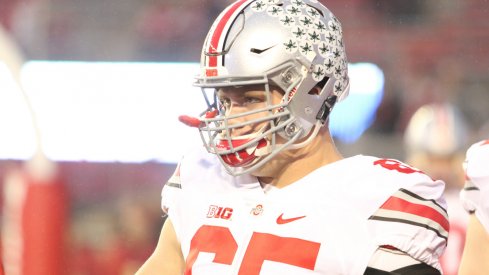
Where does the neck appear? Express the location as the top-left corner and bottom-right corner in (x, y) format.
(253, 128), (342, 189)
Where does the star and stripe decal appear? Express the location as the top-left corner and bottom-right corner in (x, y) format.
(203, 0), (254, 76)
(369, 188), (449, 240)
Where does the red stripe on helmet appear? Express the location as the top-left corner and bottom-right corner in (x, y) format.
(207, 0), (250, 68)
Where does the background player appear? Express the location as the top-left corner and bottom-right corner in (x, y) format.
(137, 0), (448, 274)
(459, 139), (489, 275)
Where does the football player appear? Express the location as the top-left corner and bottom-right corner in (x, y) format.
(459, 139), (489, 275)
(137, 0), (447, 274)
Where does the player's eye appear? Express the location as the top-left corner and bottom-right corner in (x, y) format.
(218, 97), (231, 110)
(243, 96), (262, 105)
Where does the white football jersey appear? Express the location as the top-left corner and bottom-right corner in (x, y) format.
(439, 189), (468, 275)
(460, 139), (489, 233)
(162, 148), (448, 275)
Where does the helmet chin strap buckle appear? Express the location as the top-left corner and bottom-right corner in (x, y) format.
(316, 95), (338, 124)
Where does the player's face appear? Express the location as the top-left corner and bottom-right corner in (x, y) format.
(216, 85), (283, 138)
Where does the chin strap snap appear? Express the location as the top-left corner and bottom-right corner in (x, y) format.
(316, 95), (337, 124)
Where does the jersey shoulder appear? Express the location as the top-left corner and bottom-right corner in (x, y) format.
(338, 155), (442, 197)
(299, 155), (447, 272)
(307, 155), (443, 210)
(161, 146), (257, 213)
(160, 147), (218, 213)
(363, 156), (448, 271)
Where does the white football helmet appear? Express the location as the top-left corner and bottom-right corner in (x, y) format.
(186, 0), (350, 175)
(404, 103), (469, 157)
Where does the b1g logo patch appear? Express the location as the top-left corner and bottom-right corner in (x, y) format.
(207, 205), (234, 220)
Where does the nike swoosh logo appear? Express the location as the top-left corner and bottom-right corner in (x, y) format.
(276, 213), (306, 224)
(250, 45), (275, 54)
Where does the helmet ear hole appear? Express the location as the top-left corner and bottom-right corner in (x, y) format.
(308, 77), (329, 95)
(308, 86), (321, 96)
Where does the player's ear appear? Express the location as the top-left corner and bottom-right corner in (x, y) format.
(308, 86), (322, 95)
(308, 78), (328, 95)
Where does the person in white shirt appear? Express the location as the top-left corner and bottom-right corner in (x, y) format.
(137, 1), (447, 274)
(459, 139), (489, 275)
